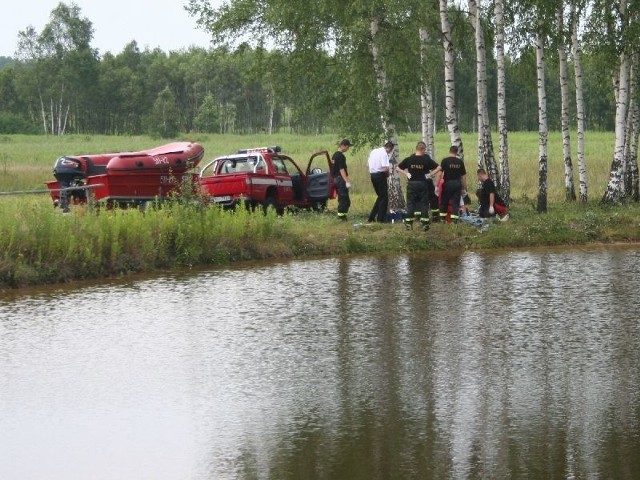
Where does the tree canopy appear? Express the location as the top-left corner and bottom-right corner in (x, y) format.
(0, 0), (633, 138)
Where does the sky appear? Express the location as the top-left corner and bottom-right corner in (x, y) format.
(1, 0), (224, 58)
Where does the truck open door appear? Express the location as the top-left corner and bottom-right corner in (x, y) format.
(305, 151), (334, 210)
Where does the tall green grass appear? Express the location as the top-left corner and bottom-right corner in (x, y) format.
(0, 198), (306, 287)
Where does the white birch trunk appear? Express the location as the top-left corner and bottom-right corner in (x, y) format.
(58, 95), (63, 135)
(629, 98), (640, 201)
(419, 27), (435, 158)
(495, 0), (510, 205)
(625, 51), (639, 200)
(370, 17), (405, 212)
(440, 0), (463, 155)
(268, 86), (275, 135)
(536, 32), (548, 213)
(470, 0), (499, 186)
(38, 91), (47, 135)
(469, 0), (484, 171)
(571, 4), (588, 202)
(50, 97), (54, 136)
(61, 104), (69, 135)
(602, 52), (630, 204)
(557, 6), (576, 201)
(419, 86), (436, 158)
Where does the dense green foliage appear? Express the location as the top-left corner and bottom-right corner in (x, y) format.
(0, 2), (623, 137)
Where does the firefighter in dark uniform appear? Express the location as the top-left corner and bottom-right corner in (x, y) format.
(439, 145), (467, 223)
(331, 139), (353, 221)
(397, 141), (441, 231)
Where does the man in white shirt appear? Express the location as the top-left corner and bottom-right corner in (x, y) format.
(367, 140), (394, 223)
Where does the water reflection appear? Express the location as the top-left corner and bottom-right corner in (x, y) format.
(1, 247), (639, 479)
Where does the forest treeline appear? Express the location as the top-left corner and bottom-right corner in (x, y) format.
(0, 2), (619, 138)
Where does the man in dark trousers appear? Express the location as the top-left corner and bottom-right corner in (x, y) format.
(396, 141), (441, 231)
(477, 168), (509, 220)
(367, 140), (393, 223)
(439, 145), (467, 223)
(331, 139), (353, 221)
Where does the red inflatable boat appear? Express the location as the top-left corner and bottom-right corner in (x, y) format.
(46, 142), (204, 208)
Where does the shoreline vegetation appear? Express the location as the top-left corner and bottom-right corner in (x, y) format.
(1, 133), (639, 290)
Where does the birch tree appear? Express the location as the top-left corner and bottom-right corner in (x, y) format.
(571, 2), (588, 202)
(624, 50), (639, 200)
(16, 3), (97, 135)
(419, 27), (436, 158)
(469, 0), (499, 187)
(600, 0), (633, 204)
(557, 4), (577, 201)
(536, 31), (549, 213)
(602, 52), (630, 204)
(628, 95), (640, 201)
(495, 0), (510, 205)
(369, 15), (406, 212)
(440, 0), (464, 154)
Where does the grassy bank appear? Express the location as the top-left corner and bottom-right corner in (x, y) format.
(1, 196), (639, 290)
(1, 132), (638, 290)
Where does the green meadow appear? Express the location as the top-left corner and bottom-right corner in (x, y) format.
(0, 131), (619, 198)
(1, 132), (639, 289)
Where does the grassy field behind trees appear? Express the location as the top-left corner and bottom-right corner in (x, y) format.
(0, 131), (618, 199)
(1, 132), (638, 290)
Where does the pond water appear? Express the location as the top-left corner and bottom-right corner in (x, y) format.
(1, 246), (639, 479)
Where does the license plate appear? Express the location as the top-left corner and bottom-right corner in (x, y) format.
(213, 195), (232, 202)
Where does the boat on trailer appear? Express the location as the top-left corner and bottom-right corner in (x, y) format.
(45, 142), (205, 208)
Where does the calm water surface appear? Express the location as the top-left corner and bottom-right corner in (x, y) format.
(1, 246), (639, 479)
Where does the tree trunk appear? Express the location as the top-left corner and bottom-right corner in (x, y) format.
(50, 97), (54, 135)
(38, 90), (48, 135)
(629, 98), (640, 201)
(571, 4), (588, 203)
(602, 52), (630, 204)
(557, 6), (576, 201)
(623, 51), (638, 197)
(268, 86), (275, 135)
(439, 0), (463, 156)
(536, 32), (548, 213)
(419, 27), (435, 158)
(369, 17), (405, 212)
(61, 103), (70, 135)
(495, 0), (510, 205)
(629, 106), (640, 201)
(470, 0), (499, 187)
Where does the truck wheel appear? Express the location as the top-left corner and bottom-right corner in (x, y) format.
(263, 196), (284, 215)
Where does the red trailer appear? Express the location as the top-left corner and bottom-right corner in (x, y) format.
(45, 142), (204, 210)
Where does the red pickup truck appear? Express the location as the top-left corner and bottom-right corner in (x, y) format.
(198, 146), (335, 213)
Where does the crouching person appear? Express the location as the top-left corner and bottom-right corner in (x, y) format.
(477, 168), (508, 220)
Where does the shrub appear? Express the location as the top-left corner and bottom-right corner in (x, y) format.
(0, 112), (38, 134)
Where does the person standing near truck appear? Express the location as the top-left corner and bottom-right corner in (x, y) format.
(396, 141), (441, 231)
(331, 139), (353, 221)
(439, 145), (467, 223)
(367, 140), (394, 223)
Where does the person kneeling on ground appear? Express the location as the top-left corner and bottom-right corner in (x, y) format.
(476, 168), (509, 220)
